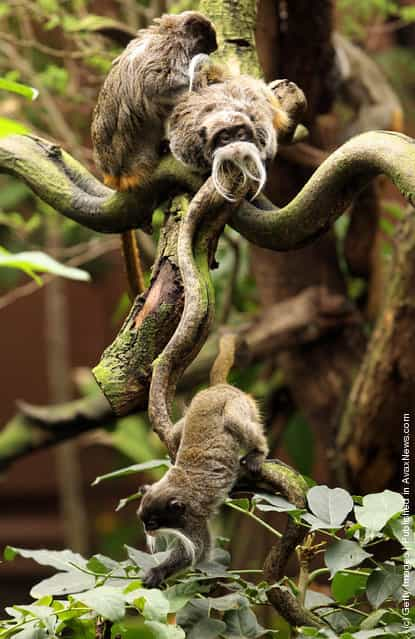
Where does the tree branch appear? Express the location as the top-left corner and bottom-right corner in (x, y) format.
(337, 209), (415, 491)
(0, 394), (114, 472)
(0, 286), (357, 469)
(232, 131), (415, 250)
(182, 285), (359, 388)
(233, 461), (321, 628)
(0, 134), (201, 234)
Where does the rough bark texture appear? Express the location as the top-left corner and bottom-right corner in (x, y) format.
(93, 208), (185, 415)
(0, 134), (201, 233)
(337, 211), (415, 491)
(251, 0), (368, 486)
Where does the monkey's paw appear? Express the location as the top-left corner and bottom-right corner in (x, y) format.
(241, 451), (265, 475)
(142, 567), (164, 589)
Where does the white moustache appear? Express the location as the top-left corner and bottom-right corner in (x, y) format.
(212, 141), (267, 202)
(146, 528), (196, 565)
(188, 53), (210, 92)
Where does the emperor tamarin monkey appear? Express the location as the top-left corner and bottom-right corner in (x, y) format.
(138, 334), (269, 588)
(168, 75), (292, 200)
(91, 11), (217, 190)
(91, 12), (216, 296)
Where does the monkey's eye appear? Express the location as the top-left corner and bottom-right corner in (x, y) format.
(236, 127), (250, 141)
(217, 130), (232, 145)
(168, 499), (185, 514)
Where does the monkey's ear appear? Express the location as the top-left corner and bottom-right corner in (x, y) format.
(183, 14), (217, 51)
(168, 498), (185, 513)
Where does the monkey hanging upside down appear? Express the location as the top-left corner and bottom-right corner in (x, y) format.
(138, 335), (269, 588)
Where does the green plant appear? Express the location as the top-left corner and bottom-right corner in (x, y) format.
(1, 465), (413, 638)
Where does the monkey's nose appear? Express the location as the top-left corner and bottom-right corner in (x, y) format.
(145, 519), (159, 531)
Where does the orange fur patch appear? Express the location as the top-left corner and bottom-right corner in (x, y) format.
(103, 174), (120, 190)
(391, 108), (404, 133)
(104, 169), (151, 192)
(119, 175), (142, 191)
(269, 95), (291, 133)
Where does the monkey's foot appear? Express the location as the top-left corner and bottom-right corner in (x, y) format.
(240, 450), (265, 475)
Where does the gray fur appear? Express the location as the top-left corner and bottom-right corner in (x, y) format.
(168, 75), (282, 199)
(138, 383), (268, 587)
(91, 11), (217, 184)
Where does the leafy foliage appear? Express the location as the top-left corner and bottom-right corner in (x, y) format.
(0, 248), (91, 283)
(1, 469), (413, 638)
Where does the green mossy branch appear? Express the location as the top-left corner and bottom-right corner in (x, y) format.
(0, 134), (201, 233)
(233, 131), (415, 250)
(0, 395), (113, 471)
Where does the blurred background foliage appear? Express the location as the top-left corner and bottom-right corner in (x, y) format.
(0, 0), (414, 619)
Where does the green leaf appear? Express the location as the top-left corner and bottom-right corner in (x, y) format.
(325, 540), (372, 579)
(165, 583), (202, 614)
(360, 609), (388, 630)
(145, 621), (186, 639)
(331, 571), (368, 604)
(0, 117), (29, 138)
(0, 250), (91, 282)
(4, 546), (87, 571)
(355, 491), (405, 538)
(125, 545), (170, 572)
(31, 571), (95, 597)
(92, 459), (171, 485)
(208, 594), (248, 611)
(301, 513), (343, 532)
(75, 586), (125, 621)
(307, 486), (353, 527)
(252, 493), (298, 512)
(366, 564), (403, 609)
(126, 588), (169, 621)
(12, 624), (47, 638)
(223, 606), (264, 638)
(225, 497), (250, 511)
(187, 618), (226, 639)
(176, 599), (226, 639)
(62, 14), (132, 34)
(0, 77), (38, 100)
(304, 590), (333, 609)
(388, 516), (415, 549)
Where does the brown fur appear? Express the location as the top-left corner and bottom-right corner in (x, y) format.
(91, 11), (217, 187)
(138, 335), (268, 587)
(169, 75), (288, 174)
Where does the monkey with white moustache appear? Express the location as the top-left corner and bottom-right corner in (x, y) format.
(168, 75), (306, 201)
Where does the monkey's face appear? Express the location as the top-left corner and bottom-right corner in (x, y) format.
(138, 485), (187, 533)
(199, 112), (266, 201)
(179, 12), (217, 56)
